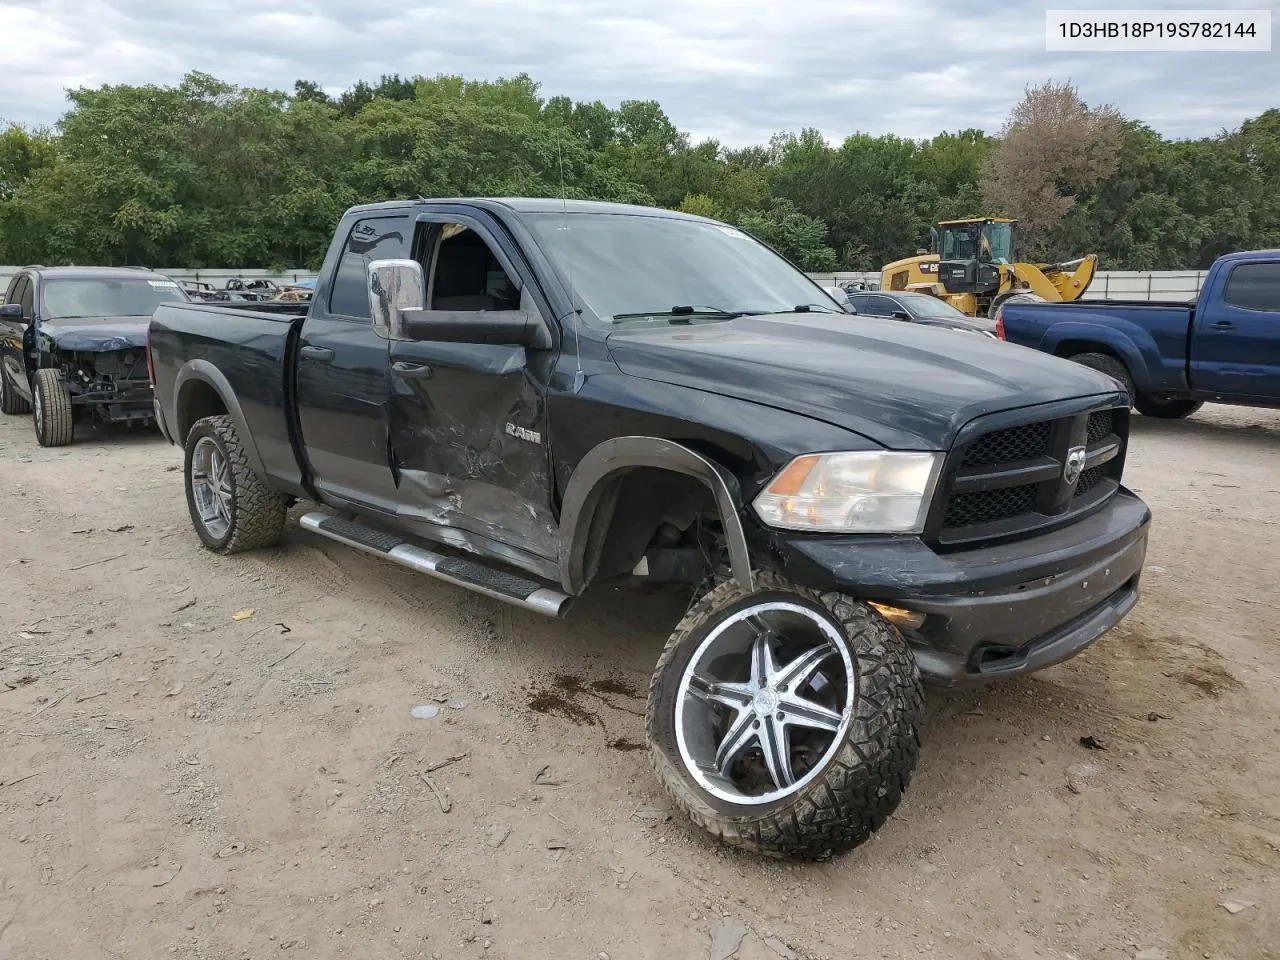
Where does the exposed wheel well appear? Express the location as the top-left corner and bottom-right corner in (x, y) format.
(178, 380), (228, 441)
(580, 467), (722, 591)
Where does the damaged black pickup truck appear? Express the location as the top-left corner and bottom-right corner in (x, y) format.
(1, 266), (189, 445)
(147, 199), (1151, 861)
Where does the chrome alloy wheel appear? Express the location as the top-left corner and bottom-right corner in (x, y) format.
(190, 436), (233, 540)
(674, 601), (855, 805)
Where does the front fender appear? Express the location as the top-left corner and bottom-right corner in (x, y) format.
(557, 436), (754, 596)
(173, 359), (270, 484)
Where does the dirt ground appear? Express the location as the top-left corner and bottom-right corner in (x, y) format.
(1, 404), (1278, 960)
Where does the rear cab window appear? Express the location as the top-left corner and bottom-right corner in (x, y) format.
(328, 216), (412, 319)
(1223, 261), (1280, 312)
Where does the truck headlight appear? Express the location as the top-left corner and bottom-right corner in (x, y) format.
(752, 451), (943, 533)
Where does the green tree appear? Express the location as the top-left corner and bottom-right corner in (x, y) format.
(737, 198), (838, 271)
(0, 70), (1275, 272)
(677, 193), (718, 218)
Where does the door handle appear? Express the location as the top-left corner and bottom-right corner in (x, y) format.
(300, 345), (335, 362)
(1210, 321), (1234, 330)
(392, 360), (433, 379)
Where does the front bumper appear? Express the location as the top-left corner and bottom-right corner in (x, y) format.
(772, 489), (1151, 687)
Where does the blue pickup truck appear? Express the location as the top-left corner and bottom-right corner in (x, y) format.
(994, 250), (1280, 418)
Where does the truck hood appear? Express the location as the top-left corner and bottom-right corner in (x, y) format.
(40, 317), (150, 352)
(605, 313), (1119, 449)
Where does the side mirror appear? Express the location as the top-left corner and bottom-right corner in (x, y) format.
(369, 258), (551, 349)
(0, 303), (23, 319)
(891, 310), (911, 321)
(398, 286), (550, 348)
(368, 258), (426, 339)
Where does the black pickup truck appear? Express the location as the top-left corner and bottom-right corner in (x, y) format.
(148, 199), (1151, 861)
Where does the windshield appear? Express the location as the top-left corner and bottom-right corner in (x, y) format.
(981, 222), (1013, 264)
(41, 277), (187, 320)
(902, 295), (968, 319)
(523, 213), (840, 322)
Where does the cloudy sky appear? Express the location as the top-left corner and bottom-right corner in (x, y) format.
(1, 0), (1276, 145)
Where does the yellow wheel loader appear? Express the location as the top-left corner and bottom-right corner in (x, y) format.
(879, 218), (1097, 318)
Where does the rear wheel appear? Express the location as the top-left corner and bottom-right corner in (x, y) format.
(32, 368), (74, 446)
(184, 414), (288, 553)
(1069, 352), (1134, 404)
(1134, 394), (1203, 419)
(0, 362), (30, 415)
(646, 570), (923, 861)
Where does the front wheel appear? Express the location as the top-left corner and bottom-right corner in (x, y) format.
(646, 571), (923, 860)
(32, 368), (74, 446)
(184, 414), (288, 553)
(1134, 394), (1203, 419)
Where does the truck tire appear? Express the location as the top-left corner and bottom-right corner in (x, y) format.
(989, 290), (1043, 318)
(32, 368), (74, 446)
(646, 570), (923, 861)
(183, 414), (288, 553)
(1, 363), (30, 415)
(1134, 394), (1204, 419)
(1069, 352), (1134, 404)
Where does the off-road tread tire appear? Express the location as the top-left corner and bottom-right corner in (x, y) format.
(646, 570), (924, 861)
(184, 414), (287, 554)
(1070, 351), (1134, 404)
(1133, 394), (1203, 419)
(0, 364), (30, 415)
(32, 368), (73, 446)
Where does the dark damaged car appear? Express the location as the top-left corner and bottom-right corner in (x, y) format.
(0, 266), (189, 445)
(147, 199), (1152, 861)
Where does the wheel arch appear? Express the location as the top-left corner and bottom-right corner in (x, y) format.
(173, 360), (269, 484)
(557, 437), (754, 596)
(1040, 323), (1153, 388)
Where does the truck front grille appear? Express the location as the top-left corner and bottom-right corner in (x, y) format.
(943, 483), (1038, 528)
(1086, 409), (1114, 445)
(932, 402), (1129, 549)
(960, 421), (1052, 468)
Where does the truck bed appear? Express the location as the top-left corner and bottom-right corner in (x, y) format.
(149, 301), (309, 496)
(997, 298), (1194, 396)
(1060, 298), (1196, 309)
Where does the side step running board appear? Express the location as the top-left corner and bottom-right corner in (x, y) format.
(299, 512), (573, 618)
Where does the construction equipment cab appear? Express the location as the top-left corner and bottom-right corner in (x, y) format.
(880, 217), (1097, 318)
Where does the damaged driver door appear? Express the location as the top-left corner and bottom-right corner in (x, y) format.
(383, 213), (559, 566)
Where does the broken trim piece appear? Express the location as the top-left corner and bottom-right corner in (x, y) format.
(558, 436), (754, 596)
